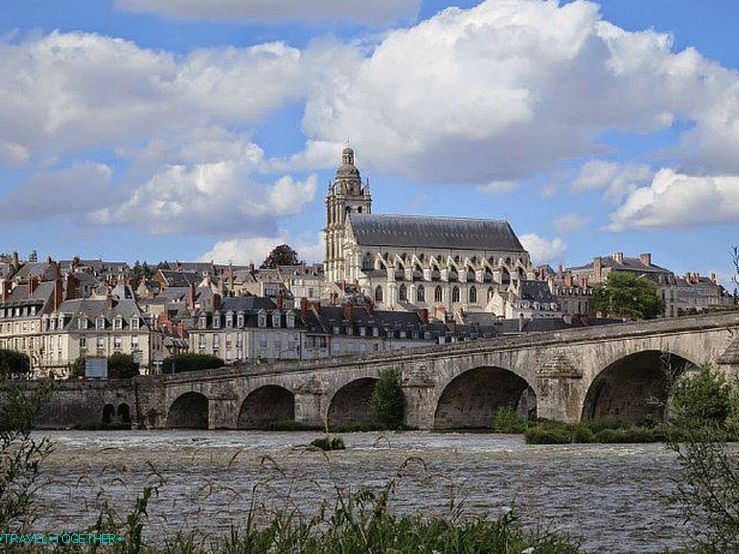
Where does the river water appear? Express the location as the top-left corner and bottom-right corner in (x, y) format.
(34, 430), (692, 553)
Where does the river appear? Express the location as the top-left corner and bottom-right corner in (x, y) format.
(33, 430), (691, 553)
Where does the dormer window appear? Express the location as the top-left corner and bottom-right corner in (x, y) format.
(96, 316), (106, 330)
(272, 312), (281, 328)
(286, 312), (295, 328)
(199, 315), (207, 329)
(225, 312), (233, 328)
(257, 310), (267, 328)
(372, 327), (379, 337)
(333, 325), (340, 335)
(213, 313), (221, 329)
(114, 316), (123, 330)
(237, 312), (245, 328)
(130, 317), (140, 330)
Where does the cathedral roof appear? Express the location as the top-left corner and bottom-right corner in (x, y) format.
(348, 214), (525, 252)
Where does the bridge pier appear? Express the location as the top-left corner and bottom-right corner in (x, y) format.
(294, 377), (328, 429)
(402, 365), (437, 429)
(535, 355), (585, 423)
(208, 396), (239, 429)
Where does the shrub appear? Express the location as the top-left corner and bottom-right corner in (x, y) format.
(0, 349), (30, 378)
(161, 353), (224, 374)
(70, 355), (86, 378)
(310, 436), (346, 451)
(107, 353), (140, 379)
(671, 364), (732, 427)
(369, 368), (405, 430)
(493, 407), (529, 433)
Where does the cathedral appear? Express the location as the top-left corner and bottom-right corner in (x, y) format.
(324, 147), (548, 320)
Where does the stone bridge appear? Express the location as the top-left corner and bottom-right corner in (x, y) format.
(24, 312), (739, 430)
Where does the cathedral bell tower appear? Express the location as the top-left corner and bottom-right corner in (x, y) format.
(324, 147), (372, 284)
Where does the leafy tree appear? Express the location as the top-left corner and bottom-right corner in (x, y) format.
(671, 364), (732, 427)
(71, 355), (86, 378)
(28, 249), (38, 263)
(589, 271), (665, 320)
(370, 369), (405, 430)
(161, 353), (224, 374)
(107, 353), (140, 379)
(261, 244), (301, 269)
(0, 349), (30, 378)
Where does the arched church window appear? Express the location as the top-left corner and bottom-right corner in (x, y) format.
(375, 286), (384, 303)
(448, 266), (458, 282)
(469, 286), (477, 304)
(399, 283), (407, 301)
(362, 253), (373, 270)
(434, 286), (443, 303)
(452, 286), (460, 303)
(417, 285), (425, 302)
(488, 287), (494, 300)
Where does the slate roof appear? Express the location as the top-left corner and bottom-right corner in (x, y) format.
(55, 298), (147, 330)
(569, 256), (672, 274)
(0, 281), (56, 310)
(348, 214), (525, 251)
(158, 270), (202, 287)
(11, 262), (58, 283)
(520, 281), (558, 303)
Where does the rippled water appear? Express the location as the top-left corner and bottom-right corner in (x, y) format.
(34, 430), (692, 553)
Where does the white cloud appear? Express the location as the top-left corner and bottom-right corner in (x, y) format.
(300, 0), (739, 182)
(0, 141), (29, 167)
(115, 0), (420, 25)
(0, 162), (118, 220)
(607, 168), (739, 231)
(520, 233), (567, 266)
(94, 161), (317, 235)
(200, 233), (324, 265)
(0, 32), (303, 160)
(570, 159), (652, 201)
(477, 181), (518, 195)
(552, 212), (590, 233)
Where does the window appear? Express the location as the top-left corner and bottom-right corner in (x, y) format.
(131, 318), (140, 330)
(226, 334), (233, 349)
(96, 316), (106, 330)
(374, 285), (383, 302)
(434, 286), (443, 302)
(272, 312), (281, 328)
(131, 336), (139, 349)
(286, 312), (295, 328)
(79, 337), (86, 350)
(452, 286), (460, 303)
(114, 336), (122, 351)
(213, 335), (220, 348)
(97, 336), (105, 350)
(362, 253), (373, 270)
(225, 313), (233, 328)
(114, 317), (123, 330)
(198, 334), (206, 349)
(199, 316), (207, 329)
(237, 313), (245, 328)
(399, 283), (407, 301)
(259, 333), (267, 349)
(258, 311), (267, 328)
(213, 314), (221, 329)
(417, 285), (425, 302)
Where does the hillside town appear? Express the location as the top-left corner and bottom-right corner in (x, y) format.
(1, 150), (734, 379)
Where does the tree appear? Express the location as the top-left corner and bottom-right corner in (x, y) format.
(0, 349), (30, 378)
(28, 250), (38, 263)
(671, 364), (732, 427)
(161, 353), (224, 374)
(370, 369), (406, 430)
(107, 353), (139, 379)
(71, 355), (86, 378)
(261, 244), (301, 269)
(589, 272), (665, 320)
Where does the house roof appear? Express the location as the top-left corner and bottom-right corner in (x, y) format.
(569, 256), (672, 274)
(348, 214), (525, 252)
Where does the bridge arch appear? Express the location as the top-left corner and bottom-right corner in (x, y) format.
(582, 350), (698, 424)
(434, 366), (536, 429)
(102, 403), (115, 425)
(167, 392), (209, 429)
(327, 377), (379, 430)
(238, 385), (295, 429)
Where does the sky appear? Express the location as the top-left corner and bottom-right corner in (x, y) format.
(0, 0), (737, 285)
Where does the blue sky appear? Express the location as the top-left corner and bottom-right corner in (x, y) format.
(0, 0), (737, 285)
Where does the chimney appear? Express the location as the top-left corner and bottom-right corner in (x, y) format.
(71, 256), (80, 272)
(277, 291), (284, 310)
(558, 264), (564, 277)
(11, 251), (19, 270)
(343, 302), (353, 323)
(53, 277), (63, 311)
(66, 273), (79, 300)
(612, 252), (624, 264)
(212, 292), (221, 312)
(300, 297), (309, 322)
(418, 308), (429, 324)
(640, 253), (651, 266)
(106, 292), (115, 310)
(186, 283), (196, 310)
(564, 274), (573, 288)
(46, 255), (52, 264)
(710, 272), (717, 283)
(593, 257), (603, 283)
(1, 279), (10, 302)
(28, 276), (39, 296)
(249, 263), (255, 272)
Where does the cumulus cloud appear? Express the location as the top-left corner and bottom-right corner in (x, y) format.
(300, 0), (739, 182)
(0, 162), (119, 220)
(520, 233), (567, 266)
(115, 0), (420, 25)
(552, 212), (590, 233)
(200, 233), (324, 265)
(93, 162), (317, 235)
(0, 32), (303, 160)
(477, 181), (518, 195)
(570, 160), (652, 201)
(607, 169), (739, 231)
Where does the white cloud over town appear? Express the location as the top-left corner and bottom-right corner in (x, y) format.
(569, 160), (653, 201)
(200, 233), (324, 265)
(607, 169), (739, 231)
(552, 212), (590, 234)
(520, 233), (567, 266)
(115, 0), (420, 25)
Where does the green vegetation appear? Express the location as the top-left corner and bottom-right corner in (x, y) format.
(492, 407), (529, 433)
(671, 364), (733, 427)
(161, 353), (224, 374)
(0, 349), (30, 378)
(261, 243), (301, 268)
(524, 420), (686, 444)
(263, 419), (322, 432)
(107, 353), (140, 379)
(369, 368), (405, 430)
(589, 271), (665, 320)
(310, 436), (346, 451)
